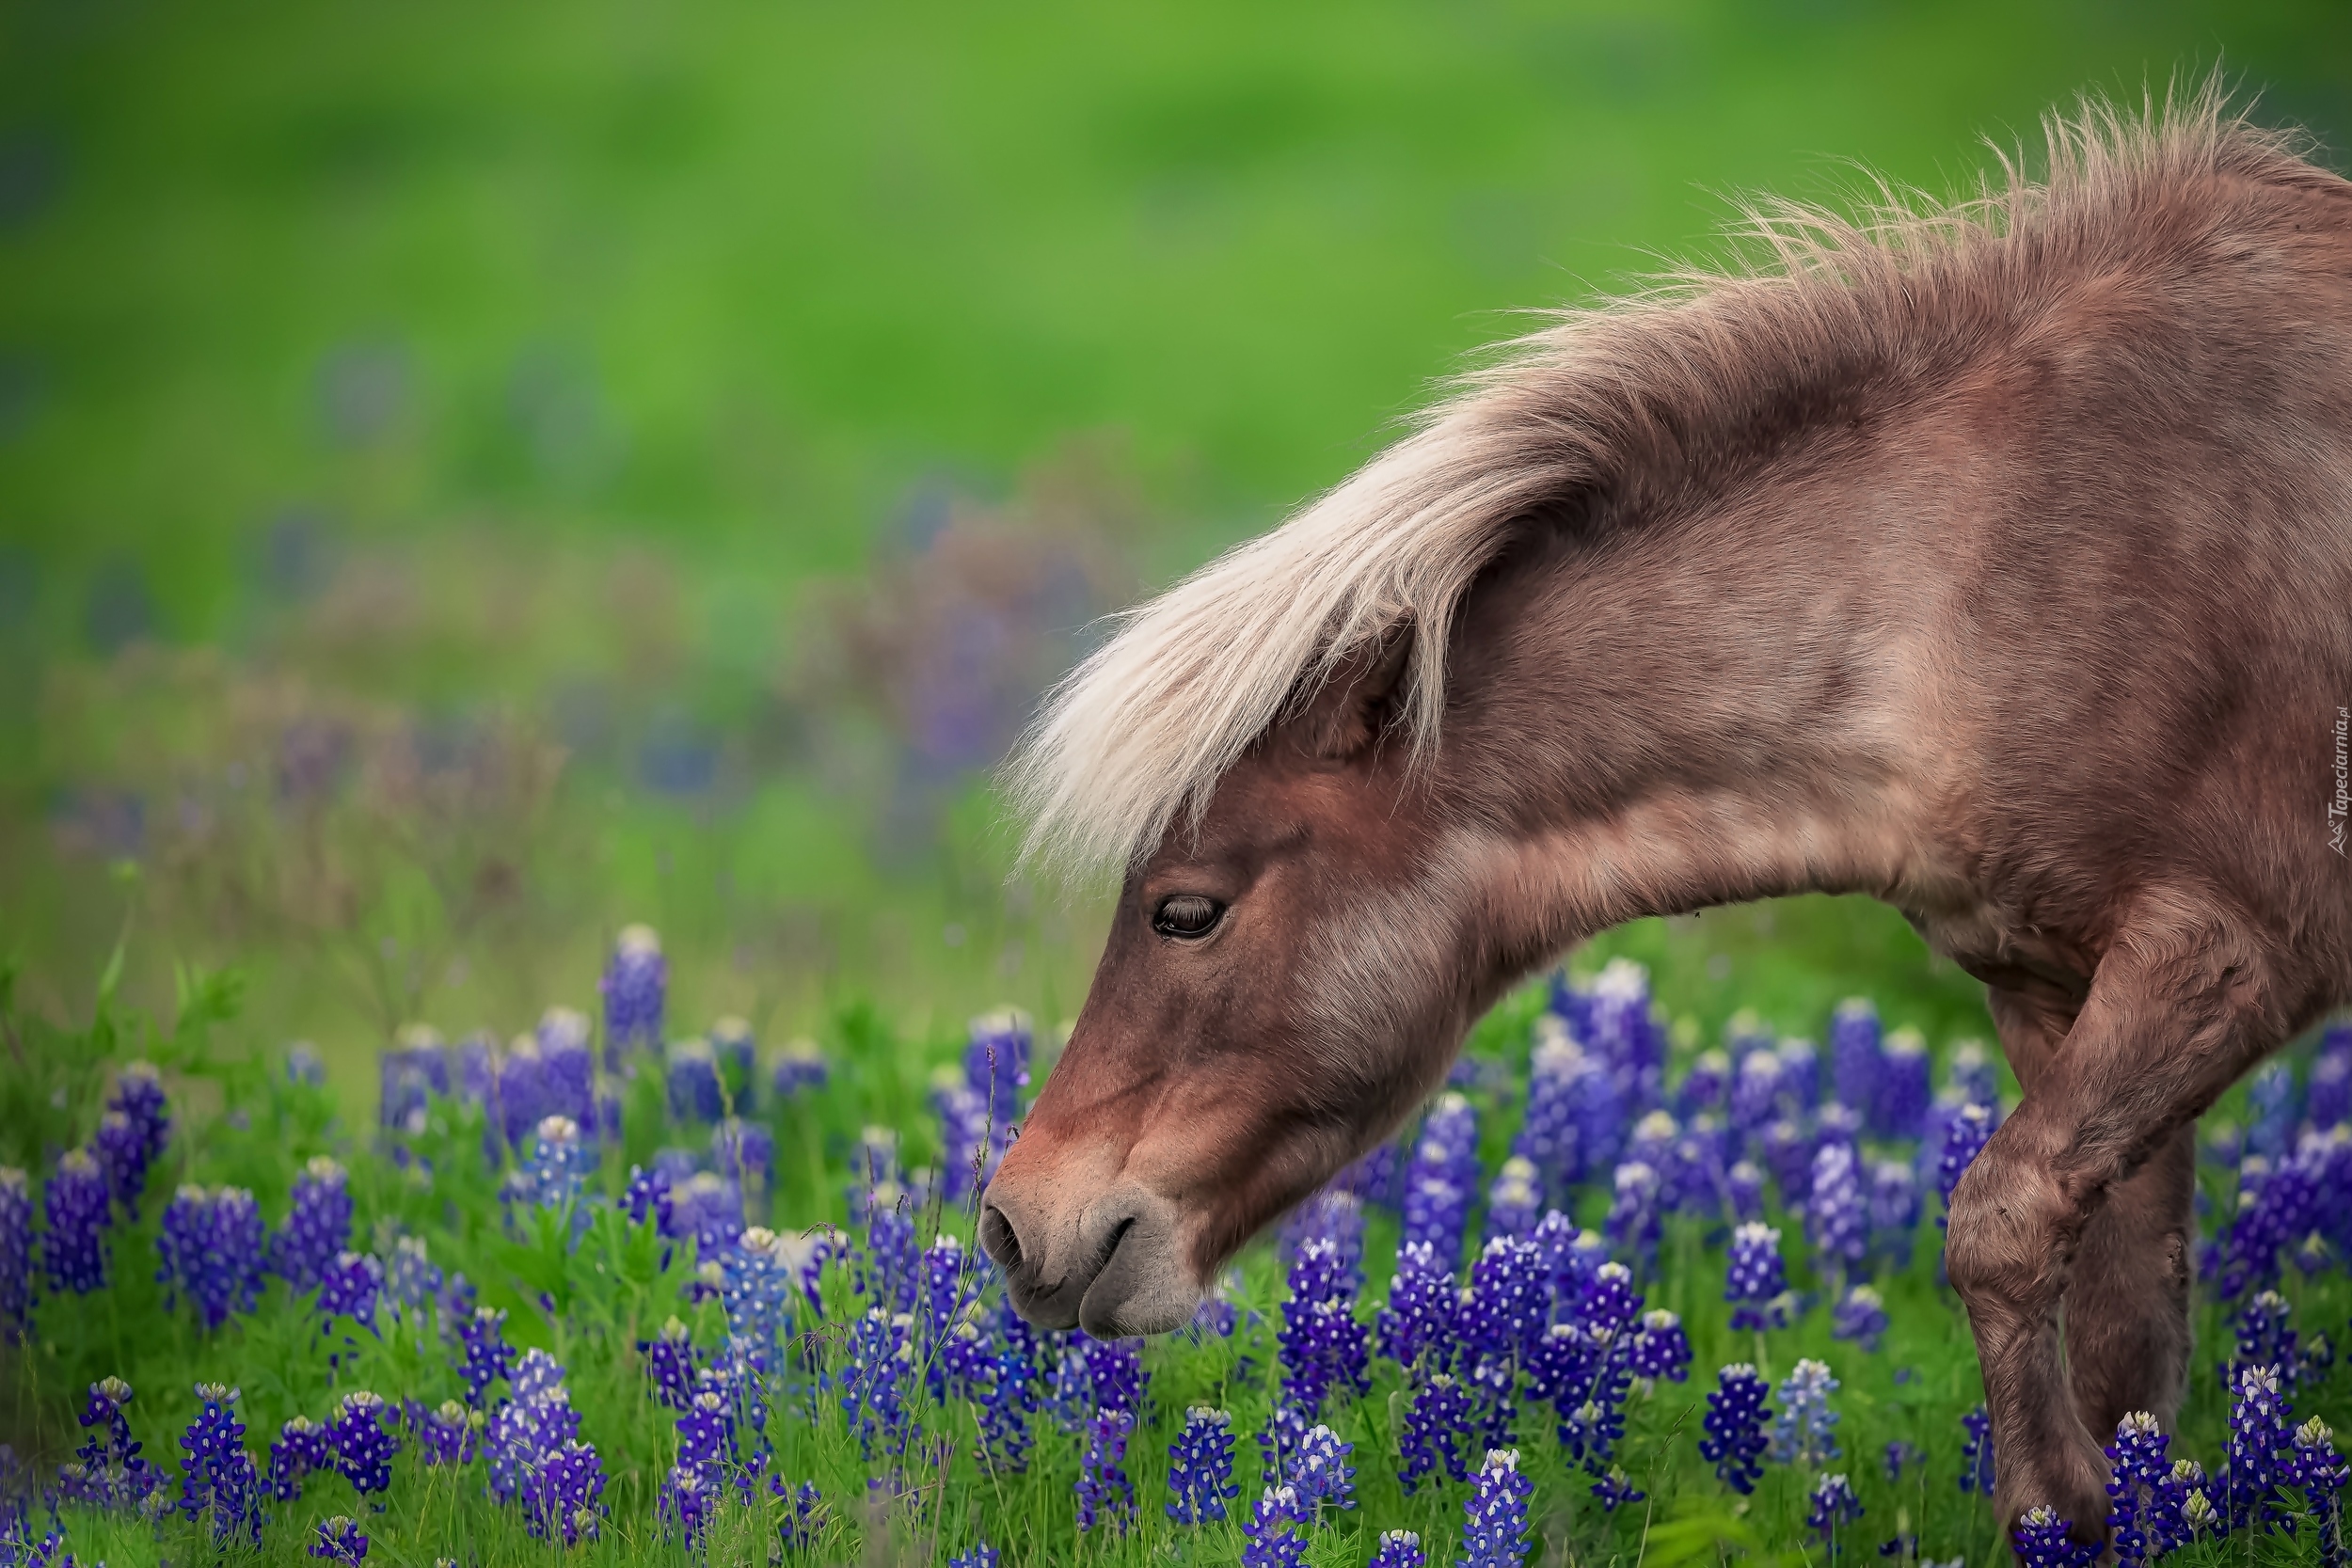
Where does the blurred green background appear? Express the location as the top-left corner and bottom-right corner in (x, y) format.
(4, 0), (2347, 1101)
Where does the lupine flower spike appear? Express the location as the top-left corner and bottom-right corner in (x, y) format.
(1372, 1530), (1426, 1568)
(310, 1515), (369, 1563)
(1701, 1364), (1772, 1494)
(1166, 1407), (1239, 1525)
(2011, 1506), (2099, 1568)
(1459, 1449), (1534, 1568)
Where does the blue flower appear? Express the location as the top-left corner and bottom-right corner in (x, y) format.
(1831, 1286), (1888, 1354)
(2010, 1504), (2098, 1568)
(316, 1250), (382, 1334)
(1806, 1473), (1862, 1550)
(1770, 1359), (1840, 1467)
(2226, 1362), (2295, 1533)
(841, 1308), (914, 1459)
(1627, 1310), (1692, 1383)
(1166, 1407), (1239, 1525)
(1700, 1364), (1772, 1494)
(0, 1167), (31, 1340)
(58, 1375), (161, 1512)
(1866, 1161), (1919, 1273)
(2105, 1411), (2174, 1566)
(175, 1383), (262, 1547)
(1958, 1403), (1995, 1495)
(1602, 1161), (1661, 1261)
(379, 1025), (449, 1136)
(1457, 1449), (1533, 1568)
(1874, 1028), (1931, 1138)
(600, 923), (667, 1067)
(1399, 1374), (1473, 1494)
(269, 1157), (351, 1291)
(946, 1543), (999, 1568)
(329, 1391), (399, 1497)
(1240, 1485), (1305, 1568)
(266, 1416), (329, 1501)
(666, 1039), (726, 1125)
(1804, 1143), (1868, 1287)
(1724, 1223), (1788, 1332)
(41, 1150), (110, 1295)
(415, 1400), (476, 1466)
(156, 1185), (267, 1331)
(1829, 999), (1882, 1123)
(1378, 1241), (1457, 1373)
(1484, 1159), (1543, 1241)
(1934, 1104), (1994, 1225)
(1371, 1529), (1425, 1568)
(1075, 1406), (1136, 1534)
(1291, 1423), (1357, 1517)
(308, 1514), (368, 1564)
(1725, 1161), (1765, 1224)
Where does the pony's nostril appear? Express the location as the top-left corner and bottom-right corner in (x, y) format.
(978, 1203), (1024, 1273)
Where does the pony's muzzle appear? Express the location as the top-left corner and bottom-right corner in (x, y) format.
(979, 1176), (1202, 1338)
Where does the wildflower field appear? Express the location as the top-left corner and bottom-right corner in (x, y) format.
(0, 931), (2347, 1568)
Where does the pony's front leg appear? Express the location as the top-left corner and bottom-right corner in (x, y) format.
(1946, 892), (2284, 1549)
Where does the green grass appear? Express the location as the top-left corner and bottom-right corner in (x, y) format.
(1, 941), (2343, 1567)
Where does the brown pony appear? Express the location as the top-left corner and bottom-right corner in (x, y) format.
(979, 87), (2352, 1544)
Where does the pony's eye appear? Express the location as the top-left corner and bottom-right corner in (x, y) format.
(1152, 895), (1226, 940)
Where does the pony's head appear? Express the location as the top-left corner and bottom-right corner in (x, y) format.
(982, 626), (1516, 1334)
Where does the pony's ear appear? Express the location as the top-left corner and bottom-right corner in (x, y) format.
(1290, 622), (1414, 761)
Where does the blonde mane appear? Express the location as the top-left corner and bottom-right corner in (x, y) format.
(1006, 81), (2326, 876)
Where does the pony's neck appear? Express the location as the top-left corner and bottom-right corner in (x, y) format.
(1435, 454), (1967, 967)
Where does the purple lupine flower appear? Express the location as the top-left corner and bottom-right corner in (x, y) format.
(1589, 958), (1666, 1112)
(624, 1164), (674, 1233)
(415, 1400), (475, 1465)
(1676, 1114), (1731, 1219)
(674, 1172), (746, 1260)
(1277, 1238), (1367, 1413)
(487, 1382), (580, 1506)
(1627, 1309), (1692, 1382)
(1936, 1103), (1994, 1225)
(1875, 1028), (1931, 1139)
(102, 1062), (170, 1214)
(1960, 1404), (1996, 1495)
(1760, 1117), (1815, 1208)
(2012, 1506), (2099, 1568)
(1458, 1236), (1545, 1372)
(0, 1167), (31, 1339)
(2164, 1459), (2222, 1543)
(659, 1464), (714, 1549)
(513, 1347), (568, 1404)
(59, 1375), (160, 1511)
(535, 1007), (597, 1131)
(1725, 1161), (1765, 1223)
(1770, 1359), (1840, 1466)
(980, 1307), (1040, 1472)
(946, 1544), (999, 1568)
(720, 1227), (795, 1360)
(1370, 1529), (1425, 1568)
(771, 1040), (829, 1101)
(2247, 1059), (2300, 1161)
(1460, 1448), (1533, 1568)
(1240, 1484), (1305, 1568)
(710, 1123), (776, 1222)
(660, 1388), (737, 1533)
(1830, 1286), (1888, 1353)
(600, 923), (667, 1068)
(1400, 1093), (1479, 1264)
(1829, 999), (1882, 1122)
(1378, 1240), (1457, 1372)
(1867, 1160), (1919, 1272)
(2106, 1411), (2174, 1567)
(497, 1037), (549, 1151)
(1602, 1161), (1661, 1262)
(455, 1306), (516, 1406)
(267, 1416), (329, 1501)
(2283, 1417), (2347, 1567)
(2230, 1290), (2300, 1391)
(1946, 1038), (2000, 1110)
(1483, 1159), (1543, 1241)
(157, 1185), (267, 1331)
(329, 1391), (398, 1496)
(1730, 1050), (1788, 1138)
(513, 1115), (593, 1213)
(1291, 1424), (1357, 1517)
(1626, 1111), (1678, 1187)
(269, 1157), (350, 1291)
(642, 1316), (697, 1411)
(1884, 1440), (1924, 1481)
(176, 1383), (262, 1547)
(1075, 1406), (1136, 1534)
(1679, 1049), (1731, 1118)
(453, 1032), (497, 1105)
(2312, 1031), (2352, 1132)
(1513, 1025), (1591, 1200)
(1724, 1223), (1790, 1332)
(379, 1024), (449, 1136)
(1701, 1364), (1772, 1494)
(309, 1514), (368, 1564)
(1166, 1407), (1239, 1524)
(1776, 1037), (1820, 1110)
(2218, 1148), (2322, 1300)
(2226, 1362), (2295, 1532)
(1079, 1333), (1147, 1418)
(666, 1039), (725, 1125)
(842, 1308), (913, 1459)
(532, 1439), (606, 1545)
(1804, 1142), (1868, 1287)
(1399, 1374), (1473, 1494)
(708, 1014), (756, 1103)
(315, 1250), (381, 1333)
(965, 1009), (1032, 1129)
(42, 1150), (110, 1295)
(1806, 1473), (1863, 1552)
(381, 1235), (441, 1323)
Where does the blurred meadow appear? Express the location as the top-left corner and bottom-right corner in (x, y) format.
(5, 0), (2351, 1101)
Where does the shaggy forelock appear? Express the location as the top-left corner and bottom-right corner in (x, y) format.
(1005, 80), (2320, 877)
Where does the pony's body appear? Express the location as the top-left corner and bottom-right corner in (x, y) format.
(981, 95), (2352, 1544)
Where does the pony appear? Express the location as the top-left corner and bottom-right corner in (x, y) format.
(979, 85), (2352, 1545)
